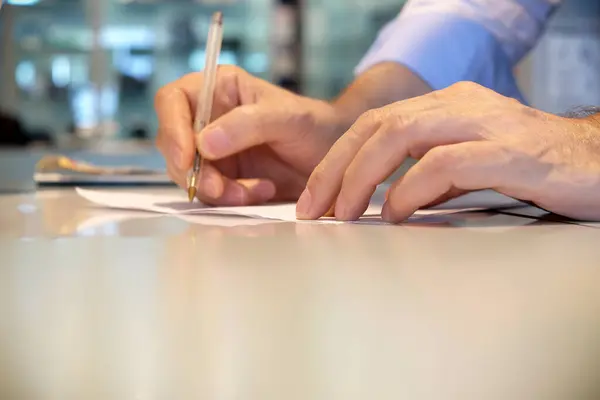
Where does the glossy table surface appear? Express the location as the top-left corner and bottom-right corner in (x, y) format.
(2, 187), (600, 399)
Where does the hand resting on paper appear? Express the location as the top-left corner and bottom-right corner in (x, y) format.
(296, 82), (600, 223)
(155, 66), (349, 206)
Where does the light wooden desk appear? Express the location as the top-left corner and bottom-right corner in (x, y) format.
(2, 188), (600, 400)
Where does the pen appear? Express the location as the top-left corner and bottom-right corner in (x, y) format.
(187, 11), (224, 202)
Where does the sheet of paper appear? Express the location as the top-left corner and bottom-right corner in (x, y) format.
(76, 188), (525, 225)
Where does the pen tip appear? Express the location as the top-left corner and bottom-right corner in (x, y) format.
(188, 187), (197, 203)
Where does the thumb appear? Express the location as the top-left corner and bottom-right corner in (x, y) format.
(197, 104), (283, 160)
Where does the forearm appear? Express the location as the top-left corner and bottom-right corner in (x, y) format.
(331, 62), (432, 130)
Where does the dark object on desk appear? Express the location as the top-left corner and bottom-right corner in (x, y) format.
(35, 175), (176, 188)
(34, 155), (174, 187)
(0, 112), (53, 147)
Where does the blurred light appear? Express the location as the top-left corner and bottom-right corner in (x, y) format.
(245, 52), (269, 74)
(72, 87), (97, 129)
(188, 50), (238, 71)
(100, 27), (155, 49)
(72, 85), (118, 130)
(51, 56), (71, 88)
(70, 58), (88, 85)
(15, 61), (36, 91)
(17, 204), (37, 214)
(7, 0), (40, 5)
(20, 36), (43, 51)
(47, 26), (156, 50)
(127, 57), (153, 79)
(114, 51), (153, 80)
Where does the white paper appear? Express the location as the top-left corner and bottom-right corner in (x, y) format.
(76, 188), (525, 225)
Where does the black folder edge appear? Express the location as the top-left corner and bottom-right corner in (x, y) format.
(34, 172), (176, 187)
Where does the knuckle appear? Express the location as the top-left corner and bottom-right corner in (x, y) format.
(307, 165), (328, 189)
(343, 165), (376, 191)
(217, 66), (247, 93)
(385, 113), (410, 133)
(291, 105), (316, 130)
(445, 81), (485, 97)
(154, 85), (177, 109)
(359, 109), (379, 125)
(425, 146), (459, 171)
(216, 65), (242, 87)
(346, 122), (362, 139)
(348, 109), (381, 137)
(344, 125), (367, 150)
(454, 81), (480, 91)
(507, 96), (522, 105)
(224, 105), (256, 133)
(220, 104), (272, 145)
(423, 89), (441, 102)
(282, 104), (320, 142)
(218, 64), (242, 75)
(237, 104), (258, 119)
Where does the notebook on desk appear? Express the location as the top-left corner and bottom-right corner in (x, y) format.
(34, 155), (175, 187)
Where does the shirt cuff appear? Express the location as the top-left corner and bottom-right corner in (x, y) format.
(355, 12), (525, 103)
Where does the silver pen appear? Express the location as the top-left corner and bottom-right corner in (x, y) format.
(187, 11), (224, 202)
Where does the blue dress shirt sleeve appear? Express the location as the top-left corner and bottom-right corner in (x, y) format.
(356, 0), (562, 102)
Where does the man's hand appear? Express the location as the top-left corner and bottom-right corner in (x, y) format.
(155, 66), (346, 205)
(297, 82), (600, 222)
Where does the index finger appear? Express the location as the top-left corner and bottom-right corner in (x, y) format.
(332, 108), (485, 220)
(295, 90), (453, 220)
(295, 110), (383, 220)
(155, 85), (196, 172)
(298, 104), (482, 221)
(155, 67), (241, 178)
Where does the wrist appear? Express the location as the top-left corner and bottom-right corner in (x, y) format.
(330, 102), (360, 136)
(303, 99), (356, 141)
(291, 98), (353, 147)
(330, 62), (433, 132)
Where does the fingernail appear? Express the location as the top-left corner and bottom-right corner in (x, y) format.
(171, 145), (183, 170)
(200, 127), (230, 158)
(296, 188), (312, 219)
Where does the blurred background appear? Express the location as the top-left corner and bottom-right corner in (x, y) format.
(0, 0), (599, 181)
(0, 0), (409, 147)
